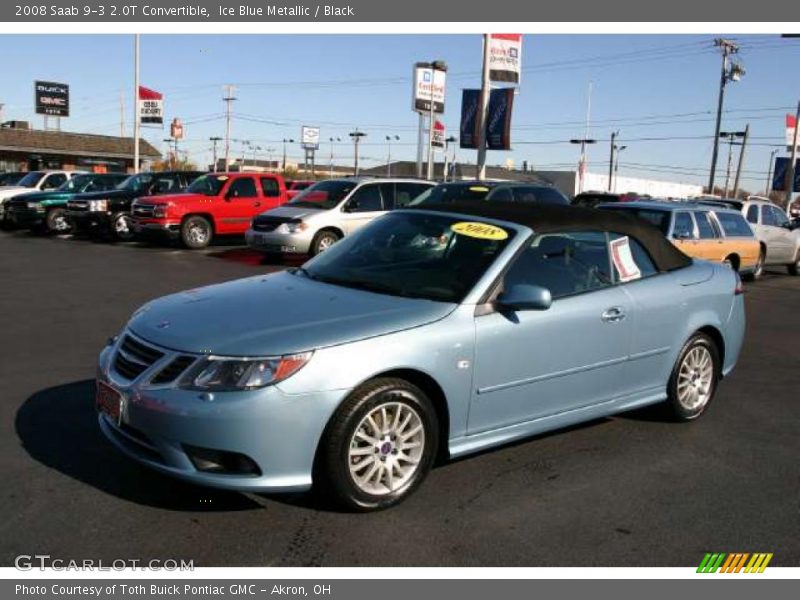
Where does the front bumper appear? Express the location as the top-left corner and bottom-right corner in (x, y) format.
(68, 210), (111, 233)
(6, 207), (44, 228)
(133, 219), (181, 242)
(96, 337), (346, 492)
(245, 228), (313, 254)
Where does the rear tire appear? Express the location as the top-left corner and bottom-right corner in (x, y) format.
(666, 332), (720, 421)
(742, 248), (764, 281)
(316, 377), (438, 512)
(310, 230), (340, 256)
(46, 208), (71, 234)
(181, 216), (213, 249)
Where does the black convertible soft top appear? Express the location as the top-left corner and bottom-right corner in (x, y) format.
(408, 200), (692, 272)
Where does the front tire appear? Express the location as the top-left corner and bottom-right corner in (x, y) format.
(666, 332), (720, 421)
(310, 230), (340, 256)
(111, 212), (135, 241)
(46, 208), (71, 234)
(181, 216), (213, 249)
(317, 377), (438, 511)
(742, 248), (765, 281)
(787, 250), (799, 276)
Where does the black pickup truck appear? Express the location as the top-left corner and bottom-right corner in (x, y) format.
(66, 170), (204, 240)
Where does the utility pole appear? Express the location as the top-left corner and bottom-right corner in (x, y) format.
(708, 38), (744, 194)
(223, 85), (236, 171)
(209, 136), (222, 171)
(785, 100), (800, 215)
(766, 148), (778, 195)
(720, 130), (747, 198)
(119, 90), (125, 138)
(608, 130), (618, 191)
(349, 129), (366, 176)
(732, 123), (749, 199)
(133, 34), (140, 174)
(476, 35), (492, 180)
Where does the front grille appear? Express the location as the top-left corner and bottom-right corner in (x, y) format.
(67, 200), (88, 211)
(6, 199), (30, 210)
(113, 335), (165, 381)
(132, 204), (155, 218)
(151, 355), (195, 384)
(252, 216), (292, 232)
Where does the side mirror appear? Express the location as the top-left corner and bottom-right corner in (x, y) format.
(224, 190), (236, 201)
(345, 199), (360, 212)
(497, 284), (552, 311)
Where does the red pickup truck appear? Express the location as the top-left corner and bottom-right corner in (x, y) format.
(131, 172), (288, 248)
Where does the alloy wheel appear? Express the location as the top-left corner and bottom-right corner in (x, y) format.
(676, 345), (714, 411)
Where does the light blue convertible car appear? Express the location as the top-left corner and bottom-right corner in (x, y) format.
(96, 202), (745, 510)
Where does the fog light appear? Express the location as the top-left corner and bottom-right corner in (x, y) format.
(183, 444), (261, 476)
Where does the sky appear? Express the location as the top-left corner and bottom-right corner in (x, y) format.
(0, 33), (798, 192)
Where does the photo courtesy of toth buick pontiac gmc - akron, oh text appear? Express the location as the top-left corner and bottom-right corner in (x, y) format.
(94, 203), (745, 511)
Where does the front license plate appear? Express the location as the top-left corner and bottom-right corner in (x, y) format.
(96, 381), (123, 425)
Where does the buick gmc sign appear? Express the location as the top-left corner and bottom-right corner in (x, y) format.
(35, 81), (70, 117)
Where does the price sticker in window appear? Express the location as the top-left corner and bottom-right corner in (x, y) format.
(610, 236), (642, 282)
(451, 221), (508, 241)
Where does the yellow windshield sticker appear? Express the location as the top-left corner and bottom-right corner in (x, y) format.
(451, 221), (508, 241)
(216, 175), (229, 181)
(469, 186), (490, 192)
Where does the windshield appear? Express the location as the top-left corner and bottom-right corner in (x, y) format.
(604, 206), (672, 234)
(410, 183), (494, 206)
(17, 171), (46, 188)
(187, 174), (228, 196)
(0, 172), (25, 186)
(299, 211), (515, 303)
(118, 173), (155, 193)
(289, 180), (357, 209)
(58, 174), (94, 192)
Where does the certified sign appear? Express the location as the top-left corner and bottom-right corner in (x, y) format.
(139, 86), (164, 126)
(488, 34), (523, 84)
(412, 63), (446, 114)
(301, 126), (321, 150)
(34, 80), (69, 117)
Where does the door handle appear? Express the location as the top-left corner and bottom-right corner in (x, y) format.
(254, 201), (261, 207)
(601, 307), (626, 323)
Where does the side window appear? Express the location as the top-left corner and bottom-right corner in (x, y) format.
(503, 231), (613, 300)
(769, 205), (789, 228)
(152, 176), (177, 194)
(346, 184), (384, 212)
(42, 173), (66, 190)
(761, 205), (778, 226)
(226, 177), (258, 199)
(609, 233), (658, 280)
(260, 177), (281, 197)
(530, 187), (569, 205)
(746, 204), (759, 224)
(715, 212), (754, 237)
(488, 187), (514, 202)
(672, 212), (695, 239)
(392, 183), (431, 209)
(694, 211), (718, 239)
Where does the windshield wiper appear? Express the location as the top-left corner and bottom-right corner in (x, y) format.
(289, 266), (316, 280)
(313, 275), (414, 298)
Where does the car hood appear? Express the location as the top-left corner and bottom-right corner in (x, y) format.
(74, 189), (134, 201)
(135, 193), (200, 205)
(0, 186), (30, 199)
(10, 190), (70, 203)
(258, 205), (326, 220)
(128, 271), (455, 356)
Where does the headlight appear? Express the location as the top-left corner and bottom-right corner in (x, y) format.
(27, 202), (41, 210)
(180, 352), (313, 391)
(276, 221), (308, 234)
(88, 199), (108, 211)
(152, 204), (168, 218)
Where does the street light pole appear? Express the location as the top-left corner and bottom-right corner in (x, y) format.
(282, 138), (294, 172)
(613, 145), (627, 193)
(209, 136), (222, 171)
(608, 131), (618, 191)
(766, 148), (779, 196)
(386, 135), (399, 177)
(329, 137), (340, 178)
(570, 137), (597, 195)
(719, 130), (746, 198)
(732, 124), (750, 199)
(349, 129), (366, 176)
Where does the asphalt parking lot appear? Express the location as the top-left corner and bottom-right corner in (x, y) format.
(1, 229), (798, 567)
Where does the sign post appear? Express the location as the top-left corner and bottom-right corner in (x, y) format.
(301, 126), (321, 177)
(412, 61), (447, 179)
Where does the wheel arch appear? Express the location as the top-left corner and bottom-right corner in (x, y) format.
(723, 253), (740, 271)
(696, 325), (725, 375)
(181, 212), (216, 232)
(315, 226), (345, 239)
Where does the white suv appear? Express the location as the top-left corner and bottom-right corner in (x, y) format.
(737, 197), (800, 276)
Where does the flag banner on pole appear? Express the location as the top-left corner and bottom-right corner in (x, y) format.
(772, 156), (800, 192)
(486, 88), (515, 150)
(432, 120), (446, 149)
(460, 89), (481, 149)
(786, 114), (799, 151)
(488, 34), (522, 84)
(138, 86), (164, 126)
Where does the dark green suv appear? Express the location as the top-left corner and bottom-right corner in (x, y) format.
(5, 173), (128, 233)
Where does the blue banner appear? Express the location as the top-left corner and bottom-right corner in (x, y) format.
(486, 88), (515, 150)
(771, 156), (800, 192)
(459, 89), (480, 149)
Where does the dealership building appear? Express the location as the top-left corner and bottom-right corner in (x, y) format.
(0, 121), (161, 173)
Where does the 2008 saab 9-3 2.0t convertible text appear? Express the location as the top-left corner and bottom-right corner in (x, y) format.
(95, 202), (745, 510)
